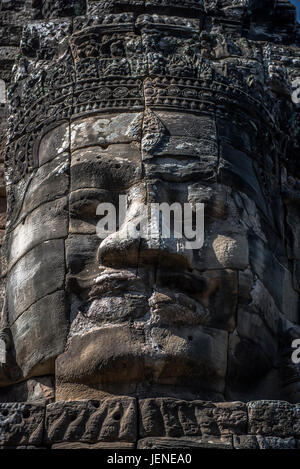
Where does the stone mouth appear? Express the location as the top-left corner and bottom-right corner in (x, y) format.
(69, 267), (211, 329)
(88, 268), (205, 304)
(93, 269), (142, 295)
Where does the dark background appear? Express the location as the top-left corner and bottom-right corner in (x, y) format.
(290, 0), (300, 21)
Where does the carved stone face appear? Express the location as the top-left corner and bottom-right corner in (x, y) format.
(1, 1), (299, 403)
(55, 109), (243, 401)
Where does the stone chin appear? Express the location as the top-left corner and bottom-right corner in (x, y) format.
(55, 321), (228, 402)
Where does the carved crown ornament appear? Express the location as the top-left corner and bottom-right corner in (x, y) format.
(4, 5), (298, 185)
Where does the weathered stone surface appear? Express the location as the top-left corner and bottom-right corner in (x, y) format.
(0, 376), (55, 404)
(55, 325), (146, 400)
(0, 446), (45, 449)
(0, 403), (45, 447)
(38, 123), (70, 166)
(218, 143), (270, 220)
(139, 399), (247, 438)
(10, 291), (68, 378)
(234, 434), (297, 450)
(66, 234), (100, 277)
(51, 441), (134, 449)
(0, 0), (299, 446)
(293, 260), (300, 293)
(7, 152), (70, 225)
(4, 197), (68, 270)
(147, 326), (228, 394)
(137, 436), (233, 449)
(142, 111), (218, 181)
(227, 331), (280, 402)
(69, 189), (115, 234)
(35, 0), (87, 19)
(6, 240), (66, 323)
(286, 204), (300, 259)
(56, 324), (228, 400)
(256, 436), (296, 450)
(233, 435), (259, 450)
(249, 236), (299, 323)
(71, 113), (142, 151)
(71, 145), (142, 192)
(247, 401), (300, 437)
(154, 268), (238, 331)
(45, 398), (137, 444)
(230, 309), (278, 382)
(21, 19), (72, 60)
(199, 232), (249, 271)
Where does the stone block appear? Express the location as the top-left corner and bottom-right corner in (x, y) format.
(0, 376), (55, 404)
(154, 268), (237, 332)
(247, 401), (299, 437)
(45, 398), (137, 444)
(137, 436), (233, 449)
(218, 142), (270, 222)
(6, 240), (66, 323)
(139, 399), (247, 438)
(71, 113), (143, 151)
(0, 403), (45, 447)
(38, 124), (70, 166)
(19, 152), (69, 218)
(233, 435), (259, 449)
(249, 235), (298, 322)
(5, 198), (68, 270)
(256, 436), (296, 449)
(10, 291), (68, 378)
(51, 441), (134, 449)
(70, 145), (141, 192)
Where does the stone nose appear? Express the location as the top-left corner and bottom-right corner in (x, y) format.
(97, 197), (193, 270)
